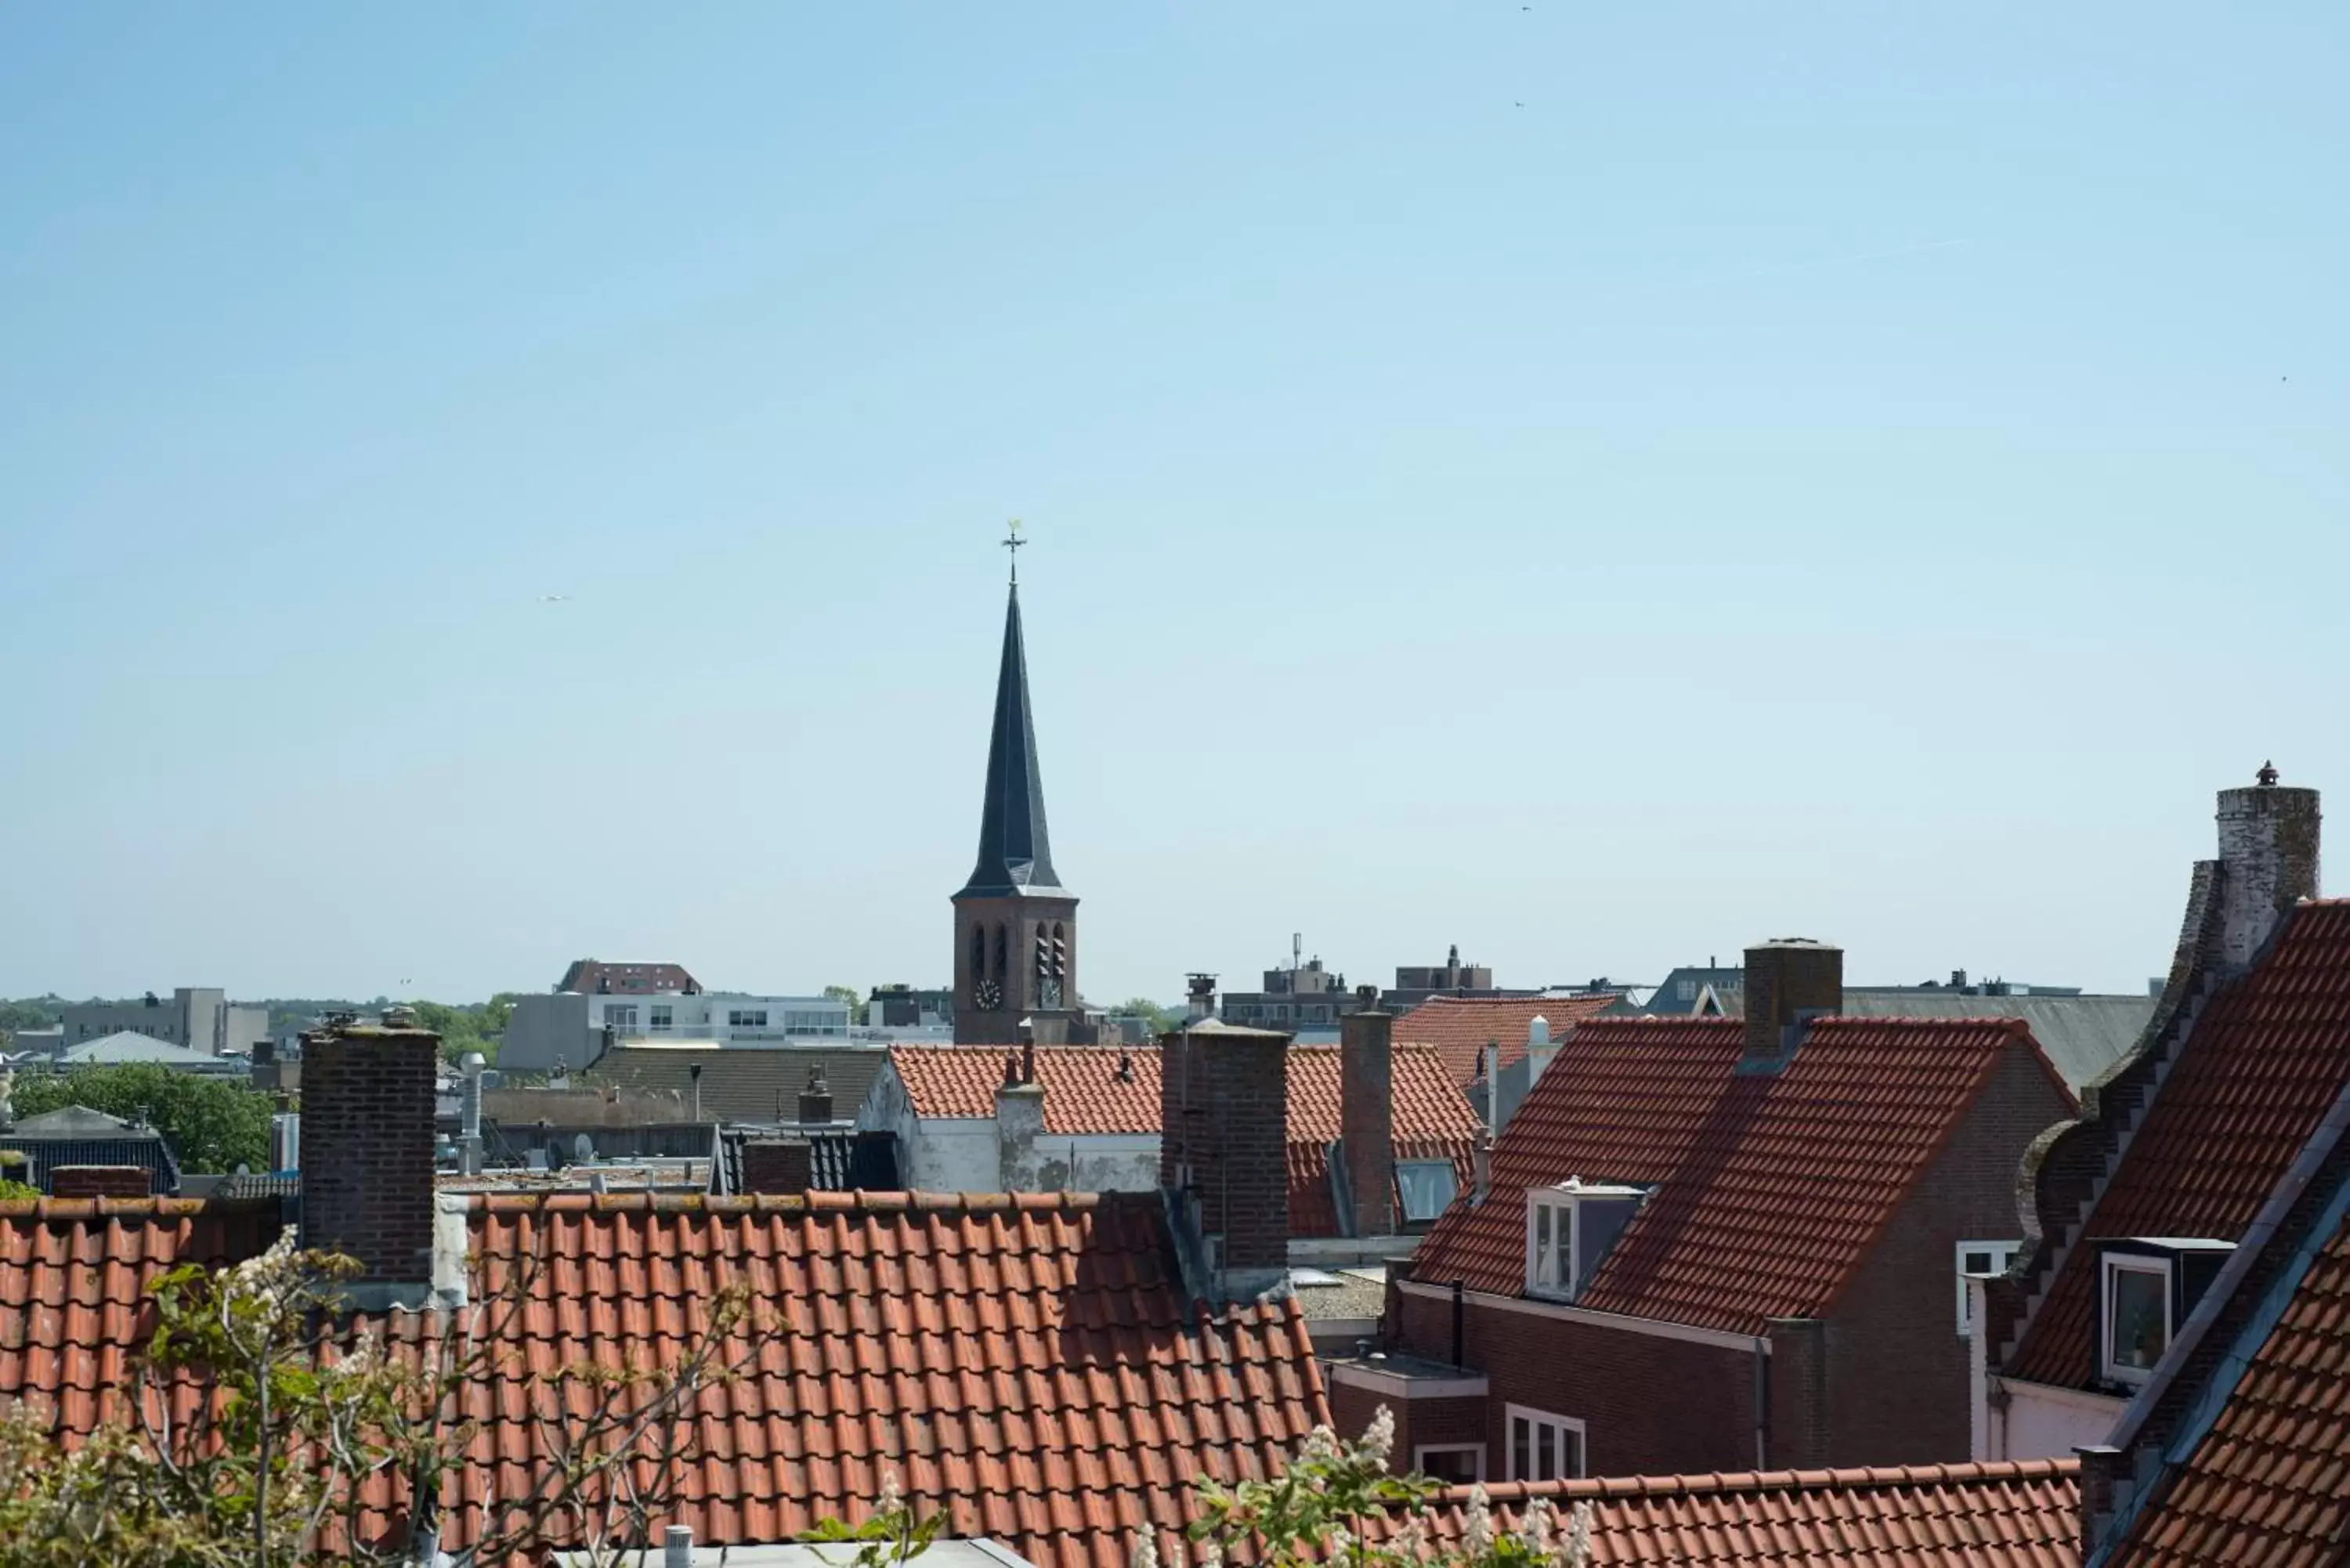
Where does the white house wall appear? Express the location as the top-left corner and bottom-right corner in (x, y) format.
(1986, 1377), (2124, 1461)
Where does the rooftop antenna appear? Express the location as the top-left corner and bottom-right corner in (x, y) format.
(1293, 932), (1302, 973)
(1003, 518), (1026, 585)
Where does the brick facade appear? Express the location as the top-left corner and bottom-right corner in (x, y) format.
(298, 1023), (438, 1284)
(47, 1165), (157, 1200)
(1390, 1039), (2073, 1476)
(1160, 1025), (1290, 1270)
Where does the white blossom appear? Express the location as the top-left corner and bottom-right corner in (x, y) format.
(1564, 1501), (1593, 1568)
(1360, 1405), (1396, 1469)
(1130, 1533), (1159, 1568)
(1463, 1485), (1494, 1557)
(1193, 1536), (1224, 1568)
(1296, 1423), (1340, 1465)
(1518, 1496), (1555, 1555)
(877, 1467), (905, 1516)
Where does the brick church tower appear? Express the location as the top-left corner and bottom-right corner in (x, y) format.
(952, 540), (1090, 1045)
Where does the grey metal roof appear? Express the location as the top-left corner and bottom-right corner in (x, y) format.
(9, 1105), (145, 1136)
(60, 1031), (235, 1069)
(716, 1127), (888, 1192)
(1835, 991), (2155, 1093)
(956, 581), (1065, 898)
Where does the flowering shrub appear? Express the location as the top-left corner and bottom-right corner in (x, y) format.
(1183, 1408), (1591, 1568)
(0, 1230), (772, 1568)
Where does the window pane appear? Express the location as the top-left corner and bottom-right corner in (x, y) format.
(2110, 1265), (2168, 1371)
(1535, 1207), (1554, 1285)
(1563, 1428), (1582, 1479)
(1537, 1423), (1556, 1481)
(1964, 1251), (1994, 1274)
(1397, 1161), (1459, 1223)
(1512, 1418), (1529, 1480)
(1419, 1447), (1480, 1484)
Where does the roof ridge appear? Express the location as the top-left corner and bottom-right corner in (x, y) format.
(1452, 1457), (2079, 1505)
(461, 1188), (1109, 1217)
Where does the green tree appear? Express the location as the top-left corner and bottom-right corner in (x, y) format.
(1113, 997), (1177, 1035)
(10, 1066), (273, 1173)
(823, 985), (870, 1025)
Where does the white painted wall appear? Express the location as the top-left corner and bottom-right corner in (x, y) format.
(852, 1065), (1163, 1193)
(1986, 1377), (2125, 1461)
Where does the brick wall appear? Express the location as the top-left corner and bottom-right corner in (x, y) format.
(1327, 1382), (1490, 1472)
(1394, 1288), (1759, 1477)
(49, 1165), (155, 1199)
(299, 1024), (438, 1284)
(1160, 1025), (1290, 1270)
(739, 1137), (814, 1196)
(1814, 1042), (2076, 1463)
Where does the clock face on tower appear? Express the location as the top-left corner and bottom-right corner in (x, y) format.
(975, 979), (1002, 1010)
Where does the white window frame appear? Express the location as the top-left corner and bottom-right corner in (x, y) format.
(1954, 1239), (2022, 1337)
(1503, 1404), (1585, 1482)
(2102, 1253), (2173, 1386)
(1411, 1443), (1485, 1483)
(1526, 1191), (1574, 1299)
(1397, 1159), (1459, 1224)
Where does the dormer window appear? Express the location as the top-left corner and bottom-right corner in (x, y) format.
(1524, 1180), (1648, 1302)
(2096, 1237), (2235, 1386)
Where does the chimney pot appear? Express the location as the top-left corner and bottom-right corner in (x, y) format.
(797, 1064), (833, 1125)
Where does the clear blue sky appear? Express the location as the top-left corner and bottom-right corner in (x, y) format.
(3, 5), (2345, 1006)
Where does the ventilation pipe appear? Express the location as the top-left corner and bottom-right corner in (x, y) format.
(689, 1062), (703, 1122)
(459, 1052), (486, 1176)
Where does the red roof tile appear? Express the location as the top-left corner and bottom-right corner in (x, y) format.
(1394, 995), (1625, 1087)
(0, 1190), (1327, 1568)
(1408, 1016), (2073, 1334)
(1408, 1460), (2081, 1566)
(2005, 900), (2350, 1389)
(1285, 1046), (1482, 1237)
(891, 1046), (1162, 1136)
(2110, 1200), (2350, 1565)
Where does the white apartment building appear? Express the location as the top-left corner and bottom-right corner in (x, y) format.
(501, 989), (851, 1072)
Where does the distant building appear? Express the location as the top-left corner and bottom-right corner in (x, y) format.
(57, 988), (266, 1057)
(1382, 945), (1547, 1010)
(0, 1106), (179, 1194)
(500, 989), (852, 1072)
(50, 1030), (249, 1075)
(552, 959), (701, 995)
(1221, 941), (1364, 1033)
(866, 985), (953, 1028)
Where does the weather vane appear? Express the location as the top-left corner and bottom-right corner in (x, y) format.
(1003, 518), (1026, 583)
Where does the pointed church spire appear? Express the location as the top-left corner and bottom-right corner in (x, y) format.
(959, 539), (1063, 898)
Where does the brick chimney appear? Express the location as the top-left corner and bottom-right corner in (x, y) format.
(739, 1136), (814, 1196)
(1185, 973), (1217, 1022)
(1740, 939), (1842, 1074)
(1340, 986), (1394, 1237)
(797, 1064), (833, 1125)
(299, 1016), (438, 1288)
(2217, 764), (2320, 968)
(1160, 1018), (1290, 1293)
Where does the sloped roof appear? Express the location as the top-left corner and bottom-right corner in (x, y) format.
(957, 580), (1065, 898)
(1408, 1461), (2081, 1566)
(0, 1190), (1325, 1568)
(1836, 992), (2152, 1093)
(1408, 1016), (2073, 1334)
(8, 1106), (146, 1136)
(1393, 994), (1625, 1087)
(2004, 900), (2350, 1389)
(60, 1031), (222, 1068)
(555, 959), (700, 995)
(586, 1045), (890, 1126)
(2106, 1177), (2350, 1565)
(1285, 1046), (1480, 1237)
(892, 1046), (1161, 1135)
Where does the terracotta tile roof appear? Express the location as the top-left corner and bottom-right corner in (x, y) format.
(887, 1044), (1480, 1238)
(1408, 1460), (2081, 1566)
(891, 1046), (1162, 1136)
(1393, 994), (1625, 1086)
(1284, 1046), (1480, 1237)
(2004, 900), (2350, 1389)
(588, 1043), (891, 1125)
(1408, 1016), (2073, 1334)
(556, 959), (700, 995)
(0, 1190), (1326, 1568)
(2107, 1194), (2350, 1565)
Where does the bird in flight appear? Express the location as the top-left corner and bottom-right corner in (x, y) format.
(540, 594), (571, 603)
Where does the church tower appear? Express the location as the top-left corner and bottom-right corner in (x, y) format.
(953, 533), (1089, 1045)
